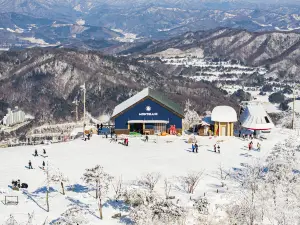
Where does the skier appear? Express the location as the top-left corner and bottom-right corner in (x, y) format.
(97, 124), (100, 135)
(110, 129), (113, 138)
(100, 123), (103, 130)
(34, 149), (38, 157)
(43, 149), (46, 155)
(242, 133), (245, 140)
(195, 143), (198, 153)
(238, 130), (241, 138)
(87, 132), (91, 140)
(214, 144), (217, 152)
(17, 180), (21, 188)
(145, 135), (149, 142)
(217, 145), (220, 154)
(42, 161), (45, 169)
(192, 143), (195, 153)
(28, 160), (33, 169)
(250, 133), (254, 140)
(125, 138), (129, 146)
(248, 142), (252, 151)
(257, 142), (261, 151)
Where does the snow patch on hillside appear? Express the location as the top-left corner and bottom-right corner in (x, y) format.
(252, 20), (272, 27)
(151, 48), (204, 58)
(20, 37), (49, 45)
(76, 19), (85, 26)
(111, 29), (140, 43)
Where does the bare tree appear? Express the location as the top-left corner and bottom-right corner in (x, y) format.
(5, 215), (18, 225)
(137, 172), (161, 192)
(112, 176), (123, 202)
(164, 178), (172, 199)
(218, 163), (229, 187)
(177, 171), (205, 194)
(26, 212), (34, 225)
(82, 165), (113, 219)
(51, 170), (69, 195)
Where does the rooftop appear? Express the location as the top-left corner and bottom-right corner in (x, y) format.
(111, 88), (184, 118)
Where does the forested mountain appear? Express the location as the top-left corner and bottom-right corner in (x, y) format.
(118, 28), (300, 80)
(0, 48), (237, 123)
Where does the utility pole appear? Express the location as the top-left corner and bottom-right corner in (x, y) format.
(80, 83), (86, 137)
(292, 83), (298, 130)
(46, 161), (49, 212)
(72, 99), (79, 122)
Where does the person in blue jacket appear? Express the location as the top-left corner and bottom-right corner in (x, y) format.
(192, 143), (195, 153)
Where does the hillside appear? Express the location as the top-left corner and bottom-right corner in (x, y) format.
(0, 48), (237, 125)
(119, 28), (300, 79)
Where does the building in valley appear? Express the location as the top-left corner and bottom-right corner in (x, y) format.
(111, 88), (184, 135)
(2, 107), (26, 127)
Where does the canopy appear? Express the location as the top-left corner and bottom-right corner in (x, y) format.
(128, 120), (169, 124)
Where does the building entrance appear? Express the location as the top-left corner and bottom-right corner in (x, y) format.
(130, 123), (143, 134)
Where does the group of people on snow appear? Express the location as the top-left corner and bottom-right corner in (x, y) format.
(248, 141), (261, 151)
(214, 144), (221, 153)
(191, 143), (199, 153)
(28, 149), (47, 170)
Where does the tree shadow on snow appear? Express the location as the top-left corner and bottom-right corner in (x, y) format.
(33, 186), (57, 194)
(22, 190), (48, 211)
(120, 215), (134, 225)
(66, 184), (89, 193)
(66, 196), (100, 219)
(103, 200), (130, 212)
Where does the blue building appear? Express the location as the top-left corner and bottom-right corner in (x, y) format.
(111, 88), (184, 135)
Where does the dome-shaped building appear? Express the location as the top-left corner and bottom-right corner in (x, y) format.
(211, 106), (237, 136)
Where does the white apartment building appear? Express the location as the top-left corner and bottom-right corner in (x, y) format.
(2, 107), (26, 127)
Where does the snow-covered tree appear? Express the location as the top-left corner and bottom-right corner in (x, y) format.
(264, 137), (300, 224)
(4, 215), (18, 225)
(123, 188), (158, 207)
(193, 197), (209, 215)
(82, 165), (113, 219)
(112, 176), (123, 202)
(164, 178), (172, 199)
(129, 199), (186, 225)
(218, 163), (229, 187)
(227, 161), (266, 225)
(177, 171), (205, 194)
(51, 170), (69, 195)
(183, 99), (200, 130)
(137, 172), (161, 192)
(51, 206), (88, 225)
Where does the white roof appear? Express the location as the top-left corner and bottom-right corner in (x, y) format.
(240, 104), (274, 130)
(128, 120), (169, 124)
(112, 88), (149, 118)
(211, 106), (237, 122)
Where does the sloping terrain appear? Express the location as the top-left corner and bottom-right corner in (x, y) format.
(0, 0), (300, 41)
(0, 12), (122, 50)
(119, 28), (300, 79)
(0, 48), (237, 124)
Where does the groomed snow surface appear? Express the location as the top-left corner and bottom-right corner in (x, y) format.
(0, 128), (296, 224)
